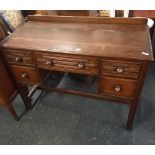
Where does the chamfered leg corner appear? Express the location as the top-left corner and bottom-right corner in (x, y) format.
(6, 104), (19, 121)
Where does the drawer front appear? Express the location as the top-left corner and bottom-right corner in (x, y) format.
(35, 53), (98, 75)
(100, 77), (137, 98)
(11, 66), (40, 84)
(4, 50), (34, 67)
(102, 60), (141, 79)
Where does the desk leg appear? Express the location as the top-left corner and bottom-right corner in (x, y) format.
(6, 104), (19, 121)
(126, 62), (149, 130)
(126, 101), (139, 130)
(18, 84), (32, 110)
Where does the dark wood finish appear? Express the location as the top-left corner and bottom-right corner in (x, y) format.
(28, 15), (148, 25)
(0, 16), (153, 129)
(11, 65), (40, 84)
(4, 50), (34, 67)
(0, 22), (33, 118)
(35, 52), (98, 75)
(0, 57), (18, 119)
(102, 59), (141, 79)
(126, 61), (149, 129)
(100, 77), (137, 98)
(0, 57), (17, 105)
(130, 10), (155, 18)
(0, 23), (19, 119)
(39, 85), (131, 105)
(56, 10), (89, 16)
(0, 17), (152, 61)
(0, 24), (7, 39)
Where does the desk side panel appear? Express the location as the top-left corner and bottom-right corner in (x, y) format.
(0, 57), (17, 106)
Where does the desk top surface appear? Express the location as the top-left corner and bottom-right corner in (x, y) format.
(0, 16), (153, 61)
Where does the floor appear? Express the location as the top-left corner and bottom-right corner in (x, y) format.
(0, 41), (155, 145)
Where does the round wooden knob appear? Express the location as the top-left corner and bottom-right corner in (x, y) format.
(78, 62), (85, 69)
(15, 57), (22, 63)
(115, 85), (121, 92)
(46, 60), (53, 65)
(21, 73), (28, 79)
(116, 66), (124, 73)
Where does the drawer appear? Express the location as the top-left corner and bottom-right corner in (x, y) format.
(11, 66), (40, 84)
(102, 60), (141, 79)
(100, 77), (137, 98)
(35, 53), (98, 75)
(3, 50), (34, 67)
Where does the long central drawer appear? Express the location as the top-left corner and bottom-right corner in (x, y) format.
(34, 52), (98, 75)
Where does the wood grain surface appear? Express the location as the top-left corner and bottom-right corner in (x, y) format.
(0, 16), (153, 61)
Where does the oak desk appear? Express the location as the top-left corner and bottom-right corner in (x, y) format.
(0, 16), (153, 129)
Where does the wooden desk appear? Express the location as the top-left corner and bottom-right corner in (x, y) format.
(0, 15), (153, 129)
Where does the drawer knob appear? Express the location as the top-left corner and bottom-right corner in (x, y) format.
(115, 85), (121, 92)
(21, 73), (28, 79)
(78, 62), (85, 69)
(46, 60), (53, 65)
(116, 67), (124, 73)
(15, 57), (22, 63)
